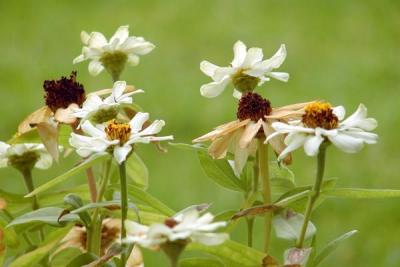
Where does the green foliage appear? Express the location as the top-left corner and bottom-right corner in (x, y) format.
(322, 188), (400, 199)
(180, 258), (224, 267)
(126, 152), (149, 189)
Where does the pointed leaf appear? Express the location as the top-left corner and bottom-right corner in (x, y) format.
(126, 152), (149, 189)
(322, 188), (400, 199)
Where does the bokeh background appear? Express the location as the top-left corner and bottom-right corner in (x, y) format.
(0, 0), (399, 266)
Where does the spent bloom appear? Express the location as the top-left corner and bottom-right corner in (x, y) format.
(194, 92), (312, 174)
(69, 112), (173, 164)
(124, 205), (228, 249)
(267, 102), (378, 160)
(200, 41), (288, 98)
(73, 80), (143, 126)
(73, 25), (155, 79)
(0, 142), (54, 171)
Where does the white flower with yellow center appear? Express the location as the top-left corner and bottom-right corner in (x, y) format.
(124, 205), (228, 249)
(69, 112), (173, 164)
(200, 40), (288, 98)
(73, 25), (155, 78)
(267, 102), (378, 160)
(73, 80), (143, 126)
(0, 142), (53, 170)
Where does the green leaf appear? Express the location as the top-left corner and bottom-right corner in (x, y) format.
(168, 142), (207, 152)
(114, 184), (175, 216)
(273, 210), (316, 241)
(7, 207), (79, 228)
(180, 258), (225, 267)
(312, 230), (358, 267)
(26, 153), (110, 197)
(197, 151), (245, 192)
(322, 188), (400, 199)
(50, 248), (83, 267)
(9, 227), (69, 267)
(71, 200), (137, 214)
(64, 194), (91, 227)
(126, 152), (149, 189)
(187, 240), (265, 267)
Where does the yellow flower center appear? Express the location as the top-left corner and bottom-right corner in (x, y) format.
(105, 120), (131, 145)
(301, 102), (339, 130)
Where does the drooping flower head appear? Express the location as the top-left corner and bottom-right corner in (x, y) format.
(124, 204), (228, 250)
(200, 41), (288, 98)
(267, 102), (378, 160)
(0, 142), (54, 172)
(194, 92), (311, 174)
(73, 25), (155, 79)
(73, 80), (143, 127)
(69, 112), (173, 164)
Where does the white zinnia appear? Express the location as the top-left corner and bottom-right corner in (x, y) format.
(267, 104), (378, 160)
(69, 112), (173, 164)
(124, 205), (228, 249)
(73, 80), (143, 126)
(200, 40), (289, 98)
(73, 25), (155, 76)
(0, 142), (53, 170)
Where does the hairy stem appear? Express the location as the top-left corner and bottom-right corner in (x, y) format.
(296, 144), (327, 248)
(258, 139), (271, 254)
(22, 169), (44, 241)
(119, 162), (128, 267)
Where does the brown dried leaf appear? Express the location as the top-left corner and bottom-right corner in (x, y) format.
(231, 204), (279, 220)
(37, 122), (60, 162)
(262, 255), (280, 267)
(18, 106), (52, 135)
(54, 103), (78, 124)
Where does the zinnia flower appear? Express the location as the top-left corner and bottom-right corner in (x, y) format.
(193, 92), (311, 174)
(73, 25), (155, 78)
(73, 80), (143, 126)
(0, 142), (54, 171)
(267, 102), (378, 160)
(200, 41), (288, 98)
(124, 205), (228, 249)
(69, 112), (173, 164)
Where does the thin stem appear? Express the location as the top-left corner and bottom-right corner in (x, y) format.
(296, 144), (327, 248)
(88, 158), (112, 255)
(246, 218), (254, 247)
(119, 162), (128, 267)
(2, 209), (34, 247)
(258, 139), (271, 254)
(21, 169), (45, 241)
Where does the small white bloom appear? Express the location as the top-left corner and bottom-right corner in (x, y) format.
(73, 25), (155, 76)
(200, 40), (289, 98)
(0, 142), (54, 170)
(73, 80), (143, 126)
(124, 205), (228, 249)
(267, 102), (378, 160)
(69, 112), (173, 164)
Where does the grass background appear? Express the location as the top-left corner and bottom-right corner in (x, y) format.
(0, 0), (399, 266)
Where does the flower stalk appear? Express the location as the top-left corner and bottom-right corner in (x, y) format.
(258, 139), (272, 253)
(296, 142), (328, 248)
(119, 161), (128, 267)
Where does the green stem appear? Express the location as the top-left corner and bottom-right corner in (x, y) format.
(22, 169), (45, 241)
(296, 143), (327, 248)
(88, 158), (112, 255)
(258, 139), (271, 254)
(119, 162), (128, 267)
(246, 218), (254, 247)
(2, 209), (34, 247)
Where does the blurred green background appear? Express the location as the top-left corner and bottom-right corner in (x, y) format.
(0, 0), (399, 266)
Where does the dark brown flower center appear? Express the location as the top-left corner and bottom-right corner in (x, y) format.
(164, 218), (179, 228)
(301, 102), (339, 130)
(237, 92), (272, 122)
(105, 120), (132, 145)
(43, 71), (86, 112)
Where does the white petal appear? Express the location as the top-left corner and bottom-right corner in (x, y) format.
(35, 152), (53, 169)
(278, 133), (307, 161)
(303, 135), (324, 156)
(0, 142), (10, 155)
(232, 89), (242, 99)
(80, 31), (90, 45)
(328, 132), (365, 153)
(129, 112), (149, 133)
(343, 129), (378, 144)
(73, 54), (85, 64)
(242, 47), (263, 68)
(110, 25), (129, 44)
(138, 120), (165, 136)
(114, 145), (132, 164)
(200, 61), (218, 77)
(127, 54), (140, 66)
(341, 104), (377, 131)
(81, 121), (105, 138)
(200, 76), (231, 98)
(213, 67), (235, 82)
(268, 72), (289, 82)
(333, 106), (346, 120)
(262, 44), (287, 70)
(127, 42), (155, 55)
(88, 32), (107, 48)
(88, 60), (104, 76)
(111, 81), (127, 100)
(231, 40), (247, 67)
